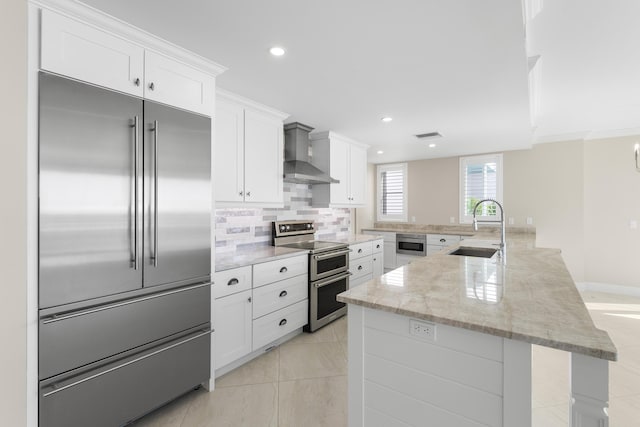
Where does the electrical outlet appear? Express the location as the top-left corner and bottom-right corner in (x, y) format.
(526, 217), (533, 225)
(630, 220), (638, 230)
(411, 216), (416, 223)
(508, 217), (514, 225)
(409, 319), (436, 341)
(450, 216), (456, 224)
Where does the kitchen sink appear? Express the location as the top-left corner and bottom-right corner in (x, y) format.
(448, 247), (498, 258)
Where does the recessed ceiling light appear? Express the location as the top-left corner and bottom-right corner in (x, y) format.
(428, 143), (437, 148)
(377, 150), (384, 154)
(269, 47), (285, 56)
(381, 117), (393, 123)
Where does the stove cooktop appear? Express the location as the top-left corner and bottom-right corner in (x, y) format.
(281, 240), (348, 254)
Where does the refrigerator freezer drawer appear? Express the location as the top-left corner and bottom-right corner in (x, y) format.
(39, 282), (210, 380)
(39, 329), (211, 427)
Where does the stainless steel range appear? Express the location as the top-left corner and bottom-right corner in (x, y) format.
(273, 220), (350, 331)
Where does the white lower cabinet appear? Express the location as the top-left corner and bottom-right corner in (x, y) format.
(214, 255), (308, 372)
(349, 239), (384, 288)
(252, 300), (308, 350)
(214, 289), (252, 369)
(364, 231), (396, 271)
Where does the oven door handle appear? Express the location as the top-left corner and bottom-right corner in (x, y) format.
(314, 272), (352, 289)
(312, 248), (351, 261)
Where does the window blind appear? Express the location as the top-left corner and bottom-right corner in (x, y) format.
(377, 163), (407, 222)
(459, 154), (503, 222)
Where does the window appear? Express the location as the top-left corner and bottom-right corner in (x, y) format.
(459, 154), (503, 224)
(377, 163), (407, 222)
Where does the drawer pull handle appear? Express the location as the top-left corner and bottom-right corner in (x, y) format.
(279, 319), (287, 326)
(358, 265), (363, 271)
(279, 290), (288, 298)
(358, 248), (363, 253)
(376, 244), (380, 249)
(279, 267), (288, 273)
(227, 278), (239, 286)
(440, 238), (446, 243)
(247, 297), (252, 303)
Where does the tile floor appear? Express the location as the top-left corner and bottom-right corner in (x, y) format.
(131, 291), (640, 426)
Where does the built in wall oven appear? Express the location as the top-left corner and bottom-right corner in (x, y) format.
(396, 233), (427, 256)
(273, 220), (350, 332)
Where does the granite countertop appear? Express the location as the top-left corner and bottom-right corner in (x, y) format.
(215, 246), (308, 272)
(337, 233), (617, 361)
(328, 234), (384, 245)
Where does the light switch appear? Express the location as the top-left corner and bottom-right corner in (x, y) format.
(630, 220), (638, 230)
(526, 217), (533, 225)
(411, 216), (416, 223)
(450, 216), (456, 224)
(508, 217), (514, 225)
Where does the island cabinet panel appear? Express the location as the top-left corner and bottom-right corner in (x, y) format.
(364, 307), (504, 361)
(363, 327), (503, 395)
(349, 306), (532, 427)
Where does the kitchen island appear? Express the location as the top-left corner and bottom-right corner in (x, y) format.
(337, 233), (616, 427)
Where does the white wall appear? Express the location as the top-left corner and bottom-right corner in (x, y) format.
(583, 136), (640, 289)
(0, 0), (28, 424)
(374, 136), (640, 288)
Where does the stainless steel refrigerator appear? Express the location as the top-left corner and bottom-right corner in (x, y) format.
(38, 72), (212, 427)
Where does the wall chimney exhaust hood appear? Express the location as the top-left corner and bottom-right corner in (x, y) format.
(283, 122), (339, 184)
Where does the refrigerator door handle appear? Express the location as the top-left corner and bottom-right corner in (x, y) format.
(151, 120), (159, 267)
(131, 116), (139, 270)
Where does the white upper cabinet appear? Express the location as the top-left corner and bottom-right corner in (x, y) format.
(214, 98), (245, 203)
(310, 132), (370, 207)
(41, 9), (144, 97)
(144, 50), (214, 116)
(40, 8), (222, 116)
(215, 90), (288, 207)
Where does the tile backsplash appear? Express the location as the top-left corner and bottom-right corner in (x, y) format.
(215, 183), (351, 254)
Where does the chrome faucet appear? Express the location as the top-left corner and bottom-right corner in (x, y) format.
(472, 199), (506, 255)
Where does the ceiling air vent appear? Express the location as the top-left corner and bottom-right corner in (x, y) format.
(415, 132), (442, 139)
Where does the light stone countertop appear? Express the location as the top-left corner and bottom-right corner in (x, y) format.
(328, 234), (384, 245)
(337, 232), (617, 361)
(215, 246), (308, 272)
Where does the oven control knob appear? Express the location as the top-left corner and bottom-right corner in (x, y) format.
(307, 224), (312, 229)
(280, 225), (286, 232)
(310, 224), (314, 229)
(285, 225), (291, 231)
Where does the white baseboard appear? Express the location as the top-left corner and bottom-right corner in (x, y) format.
(576, 282), (640, 298)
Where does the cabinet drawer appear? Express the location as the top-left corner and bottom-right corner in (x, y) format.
(214, 266), (252, 299)
(253, 255), (307, 287)
(350, 242), (373, 261)
(253, 275), (308, 319)
(39, 283), (210, 380)
(372, 240), (384, 253)
(40, 328), (210, 427)
(253, 300), (308, 349)
(350, 258), (373, 280)
(426, 234), (461, 246)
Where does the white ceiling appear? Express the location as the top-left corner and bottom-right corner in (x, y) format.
(81, 0), (640, 163)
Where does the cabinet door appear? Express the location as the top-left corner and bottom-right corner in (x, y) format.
(243, 109), (284, 204)
(214, 100), (245, 203)
(214, 290), (252, 369)
(349, 144), (368, 205)
(372, 254), (384, 277)
(383, 244), (397, 270)
(41, 10), (144, 97)
(329, 138), (351, 205)
(144, 51), (214, 116)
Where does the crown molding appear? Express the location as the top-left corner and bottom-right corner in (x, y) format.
(534, 127), (640, 145)
(30, 0), (227, 77)
(309, 131), (370, 149)
(216, 88), (289, 120)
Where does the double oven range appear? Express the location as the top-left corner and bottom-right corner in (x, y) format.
(273, 220), (350, 332)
